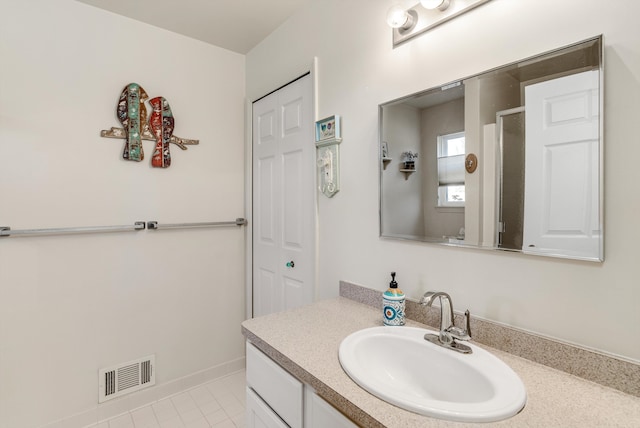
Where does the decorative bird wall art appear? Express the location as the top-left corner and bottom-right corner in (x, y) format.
(149, 97), (174, 168)
(101, 83), (198, 168)
(117, 83), (147, 162)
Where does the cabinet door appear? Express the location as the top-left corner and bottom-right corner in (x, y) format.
(305, 386), (358, 428)
(246, 343), (303, 428)
(246, 387), (289, 428)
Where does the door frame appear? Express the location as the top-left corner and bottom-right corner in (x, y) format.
(244, 59), (319, 319)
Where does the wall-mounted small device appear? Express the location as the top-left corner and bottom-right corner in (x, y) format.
(315, 115), (342, 198)
(317, 144), (340, 197)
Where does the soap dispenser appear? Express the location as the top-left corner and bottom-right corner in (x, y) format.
(383, 272), (405, 326)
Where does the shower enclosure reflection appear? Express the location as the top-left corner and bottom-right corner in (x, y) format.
(497, 108), (525, 251)
(379, 36), (603, 261)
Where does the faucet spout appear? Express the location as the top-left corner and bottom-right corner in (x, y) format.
(420, 291), (455, 333)
(420, 291), (472, 354)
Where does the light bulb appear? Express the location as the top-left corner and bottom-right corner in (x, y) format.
(386, 5), (410, 29)
(420, 0), (450, 10)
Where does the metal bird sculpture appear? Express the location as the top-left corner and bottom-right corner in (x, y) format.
(116, 83), (148, 162)
(149, 96), (175, 168)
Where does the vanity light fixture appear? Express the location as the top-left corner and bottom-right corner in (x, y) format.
(386, 4), (417, 30)
(420, 0), (451, 11)
(389, 0), (494, 47)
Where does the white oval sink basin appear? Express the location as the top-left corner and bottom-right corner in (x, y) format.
(339, 326), (526, 423)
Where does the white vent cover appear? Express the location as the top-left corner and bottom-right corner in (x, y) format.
(98, 355), (155, 403)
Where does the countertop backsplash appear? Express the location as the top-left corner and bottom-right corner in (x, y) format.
(339, 280), (640, 397)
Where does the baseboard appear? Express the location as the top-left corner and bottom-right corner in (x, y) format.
(40, 357), (246, 428)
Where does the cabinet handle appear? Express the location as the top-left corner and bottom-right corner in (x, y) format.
(286, 261), (295, 268)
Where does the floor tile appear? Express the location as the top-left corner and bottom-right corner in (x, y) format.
(189, 386), (215, 406)
(178, 407), (204, 424)
(108, 413), (134, 428)
(131, 406), (158, 427)
(158, 415), (185, 428)
(86, 423), (109, 428)
(231, 413), (245, 428)
(198, 399), (222, 416)
(152, 399), (179, 422)
(183, 418), (210, 428)
(98, 370), (246, 428)
(171, 392), (198, 413)
(211, 420), (235, 428)
(204, 409), (229, 426)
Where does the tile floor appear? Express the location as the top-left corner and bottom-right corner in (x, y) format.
(88, 370), (246, 428)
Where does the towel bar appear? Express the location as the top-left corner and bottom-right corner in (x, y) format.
(0, 222), (146, 238)
(146, 218), (247, 230)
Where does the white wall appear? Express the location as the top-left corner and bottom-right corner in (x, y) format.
(381, 103), (423, 237)
(421, 99), (465, 238)
(0, 1), (246, 426)
(247, 0), (640, 361)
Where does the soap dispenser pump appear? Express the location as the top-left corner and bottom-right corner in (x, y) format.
(383, 272), (405, 326)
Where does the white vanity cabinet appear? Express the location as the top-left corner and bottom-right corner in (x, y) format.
(304, 386), (358, 428)
(246, 342), (303, 428)
(246, 388), (290, 428)
(246, 342), (356, 428)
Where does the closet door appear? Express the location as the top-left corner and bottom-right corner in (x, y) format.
(252, 75), (315, 317)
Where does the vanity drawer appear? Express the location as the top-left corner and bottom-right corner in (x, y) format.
(246, 342), (303, 428)
(246, 387), (289, 428)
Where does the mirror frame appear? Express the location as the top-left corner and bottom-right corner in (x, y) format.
(379, 35), (604, 262)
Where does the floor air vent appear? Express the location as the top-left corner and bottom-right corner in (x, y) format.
(98, 355), (155, 403)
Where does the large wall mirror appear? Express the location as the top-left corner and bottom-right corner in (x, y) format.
(379, 36), (603, 262)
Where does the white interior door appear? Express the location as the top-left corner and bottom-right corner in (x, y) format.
(523, 70), (600, 259)
(252, 75), (315, 317)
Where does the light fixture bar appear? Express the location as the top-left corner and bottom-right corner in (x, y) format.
(393, 0), (494, 48)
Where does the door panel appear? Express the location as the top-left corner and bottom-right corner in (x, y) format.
(252, 75), (314, 317)
(282, 99), (302, 136)
(523, 70), (600, 259)
(257, 157), (275, 244)
(258, 109), (276, 144)
(543, 141), (592, 232)
(283, 150), (304, 249)
(283, 276), (304, 310)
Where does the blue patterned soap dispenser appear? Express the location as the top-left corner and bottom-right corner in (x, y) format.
(383, 272), (405, 326)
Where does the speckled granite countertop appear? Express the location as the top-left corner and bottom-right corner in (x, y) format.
(241, 297), (640, 427)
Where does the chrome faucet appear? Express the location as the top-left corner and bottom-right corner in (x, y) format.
(420, 291), (472, 354)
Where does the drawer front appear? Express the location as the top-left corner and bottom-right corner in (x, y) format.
(246, 342), (303, 428)
(305, 386), (358, 428)
(246, 387), (289, 428)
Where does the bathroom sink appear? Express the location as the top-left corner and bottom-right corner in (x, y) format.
(338, 326), (526, 422)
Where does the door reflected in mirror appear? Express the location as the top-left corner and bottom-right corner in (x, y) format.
(379, 36), (603, 262)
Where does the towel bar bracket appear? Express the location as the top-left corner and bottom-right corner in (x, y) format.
(146, 218), (247, 230)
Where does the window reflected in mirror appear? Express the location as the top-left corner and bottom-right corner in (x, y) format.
(437, 131), (466, 208)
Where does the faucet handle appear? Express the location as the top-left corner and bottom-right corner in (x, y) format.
(447, 309), (472, 341)
(464, 309), (472, 338)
